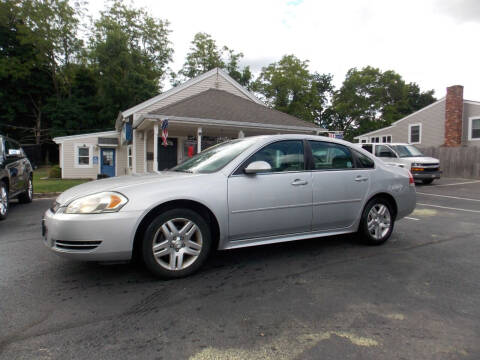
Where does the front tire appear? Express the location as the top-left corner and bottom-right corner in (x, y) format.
(358, 198), (394, 245)
(0, 181), (8, 220)
(18, 176), (33, 203)
(142, 208), (212, 279)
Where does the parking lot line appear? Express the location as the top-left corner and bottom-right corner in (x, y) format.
(404, 217), (420, 221)
(433, 180), (480, 187)
(416, 192), (480, 202)
(417, 203), (480, 214)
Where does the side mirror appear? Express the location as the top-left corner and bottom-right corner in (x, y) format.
(244, 161), (272, 174)
(7, 149), (21, 157)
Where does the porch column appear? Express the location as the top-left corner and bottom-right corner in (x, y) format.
(238, 130), (245, 138)
(153, 123), (159, 172)
(143, 130), (147, 173)
(197, 127), (202, 153)
(132, 129), (137, 173)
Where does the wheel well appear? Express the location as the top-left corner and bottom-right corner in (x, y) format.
(131, 200), (220, 261)
(1, 177), (8, 191)
(366, 193), (398, 219)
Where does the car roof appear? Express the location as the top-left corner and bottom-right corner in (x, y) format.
(242, 134), (355, 148)
(357, 142), (412, 146)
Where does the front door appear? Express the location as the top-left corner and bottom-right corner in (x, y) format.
(228, 140), (312, 241)
(158, 138), (178, 170)
(100, 148), (116, 177)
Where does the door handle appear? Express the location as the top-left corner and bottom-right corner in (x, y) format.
(355, 176), (368, 182)
(291, 179), (308, 186)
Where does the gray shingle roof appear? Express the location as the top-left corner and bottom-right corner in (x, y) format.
(148, 89), (321, 130)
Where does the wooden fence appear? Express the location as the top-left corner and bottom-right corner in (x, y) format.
(420, 146), (480, 179)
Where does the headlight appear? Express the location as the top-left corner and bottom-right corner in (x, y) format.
(411, 163), (421, 167)
(64, 192), (128, 214)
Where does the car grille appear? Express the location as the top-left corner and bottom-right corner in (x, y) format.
(54, 240), (101, 251)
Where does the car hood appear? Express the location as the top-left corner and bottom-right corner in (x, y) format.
(401, 156), (439, 164)
(56, 172), (199, 205)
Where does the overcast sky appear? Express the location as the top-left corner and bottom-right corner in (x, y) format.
(88, 0), (480, 100)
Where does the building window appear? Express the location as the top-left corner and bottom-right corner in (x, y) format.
(361, 139), (367, 143)
(382, 135), (392, 143)
(408, 124), (421, 144)
(75, 144), (92, 167)
(127, 145), (133, 168)
(469, 117), (480, 140)
(371, 137), (380, 143)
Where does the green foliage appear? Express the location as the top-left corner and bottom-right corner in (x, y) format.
(253, 55), (334, 124)
(177, 32), (252, 87)
(90, 0), (173, 126)
(48, 165), (61, 178)
(328, 66), (436, 140)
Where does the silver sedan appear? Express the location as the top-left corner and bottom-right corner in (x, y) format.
(43, 135), (416, 278)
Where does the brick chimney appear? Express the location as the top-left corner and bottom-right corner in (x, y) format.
(444, 85), (464, 147)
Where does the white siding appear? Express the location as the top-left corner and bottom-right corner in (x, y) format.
(60, 134), (129, 179)
(138, 74), (250, 115)
(61, 136), (100, 179)
(116, 145), (128, 176)
(135, 131), (145, 173)
(358, 100), (446, 147)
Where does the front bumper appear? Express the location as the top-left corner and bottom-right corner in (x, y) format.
(42, 208), (142, 261)
(411, 170), (442, 180)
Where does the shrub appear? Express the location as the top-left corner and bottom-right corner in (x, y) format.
(48, 165), (61, 179)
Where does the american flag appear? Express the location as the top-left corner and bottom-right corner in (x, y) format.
(161, 119), (169, 147)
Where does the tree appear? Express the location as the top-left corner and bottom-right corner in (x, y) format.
(90, 0), (173, 126)
(328, 66), (436, 139)
(0, 0), (63, 144)
(176, 32), (252, 87)
(252, 55), (334, 124)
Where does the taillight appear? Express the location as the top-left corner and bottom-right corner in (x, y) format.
(408, 171), (415, 185)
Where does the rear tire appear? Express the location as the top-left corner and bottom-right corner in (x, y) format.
(0, 181), (8, 220)
(422, 179), (434, 185)
(142, 208), (212, 279)
(358, 198), (394, 245)
(18, 176), (33, 203)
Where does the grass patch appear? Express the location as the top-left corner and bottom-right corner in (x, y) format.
(33, 166), (90, 193)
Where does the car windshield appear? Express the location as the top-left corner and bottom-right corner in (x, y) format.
(390, 145), (424, 157)
(171, 138), (257, 174)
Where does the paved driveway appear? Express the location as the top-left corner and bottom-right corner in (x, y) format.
(1, 179), (480, 359)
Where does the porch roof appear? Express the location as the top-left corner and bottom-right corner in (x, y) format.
(134, 89), (324, 133)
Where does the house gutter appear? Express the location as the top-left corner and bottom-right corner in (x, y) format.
(134, 114), (324, 134)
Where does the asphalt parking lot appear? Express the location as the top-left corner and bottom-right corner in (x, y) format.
(1, 178), (480, 360)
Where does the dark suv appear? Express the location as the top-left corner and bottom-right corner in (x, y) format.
(0, 135), (33, 220)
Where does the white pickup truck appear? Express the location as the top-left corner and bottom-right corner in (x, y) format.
(356, 142), (442, 184)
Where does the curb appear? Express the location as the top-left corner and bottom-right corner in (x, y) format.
(34, 192), (62, 198)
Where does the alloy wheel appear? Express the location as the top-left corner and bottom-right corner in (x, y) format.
(0, 186), (7, 216)
(28, 179), (33, 200)
(152, 218), (203, 271)
(367, 204), (391, 240)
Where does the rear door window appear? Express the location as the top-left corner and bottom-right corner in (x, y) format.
(308, 141), (354, 170)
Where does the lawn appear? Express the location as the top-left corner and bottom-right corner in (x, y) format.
(33, 166), (89, 193)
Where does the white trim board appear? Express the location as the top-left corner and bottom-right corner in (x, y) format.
(408, 123), (422, 144)
(135, 114), (323, 133)
(468, 116), (480, 141)
(120, 68), (263, 120)
(74, 143), (93, 169)
(53, 130), (117, 144)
